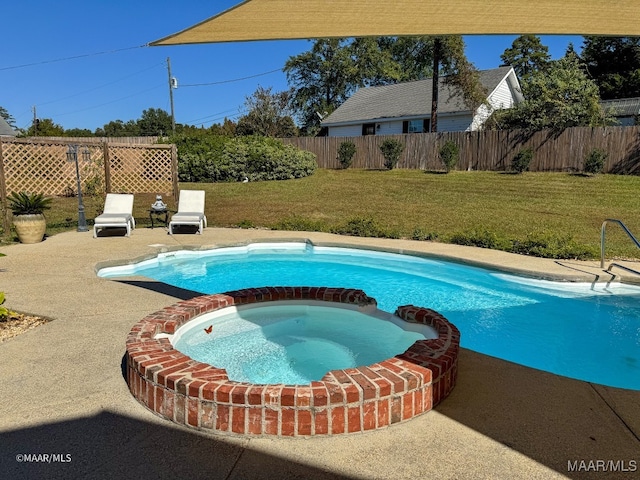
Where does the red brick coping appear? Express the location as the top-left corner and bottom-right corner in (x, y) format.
(126, 287), (460, 437)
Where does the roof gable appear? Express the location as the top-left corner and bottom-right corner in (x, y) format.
(322, 66), (516, 126)
(0, 116), (17, 136)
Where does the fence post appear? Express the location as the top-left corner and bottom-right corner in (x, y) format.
(171, 144), (179, 199)
(102, 142), (111, 193)
(0, 138), (9, 234)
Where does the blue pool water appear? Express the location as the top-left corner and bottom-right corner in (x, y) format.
(171, 304), (429, 384)
(100, 243), (640, 390)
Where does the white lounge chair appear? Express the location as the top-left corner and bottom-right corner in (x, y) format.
(93, 193), (135, 238)
(169, 190), (207, 234)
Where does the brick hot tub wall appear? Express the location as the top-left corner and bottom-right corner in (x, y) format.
(126, 287), (460, 437)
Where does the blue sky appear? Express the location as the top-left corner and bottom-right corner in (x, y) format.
(2, 1), (583, 132)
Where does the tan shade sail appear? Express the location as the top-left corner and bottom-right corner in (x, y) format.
(151, 0), (640, 45)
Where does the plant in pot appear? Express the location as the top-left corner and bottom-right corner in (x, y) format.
(7, 191), (52, 244)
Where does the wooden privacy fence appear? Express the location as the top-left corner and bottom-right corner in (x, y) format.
(35, 136), (163, 145)
(282, 126), (640, 174)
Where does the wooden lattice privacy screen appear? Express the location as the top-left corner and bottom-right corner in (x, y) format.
(0, 138), (177, 197)
(0, 137), (178, 232)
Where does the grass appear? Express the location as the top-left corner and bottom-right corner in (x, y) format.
(2, 169), (640, 259)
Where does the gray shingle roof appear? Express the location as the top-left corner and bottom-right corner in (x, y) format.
(0, 116), (17, 136)
(600, 97), (640, 116)
(322, 66), (514, 126)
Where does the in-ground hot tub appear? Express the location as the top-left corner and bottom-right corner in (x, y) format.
(126, 287), (460, 437)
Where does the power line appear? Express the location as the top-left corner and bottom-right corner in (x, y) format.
(185, 108), (240, 124)
(180, 68), (282, 87)
(0, 44), (148, 71)
(197, 112), (244, 128)
(36, 62), (166, 107)
(184, 109), (246, 128)
(50, 84), (164, 118)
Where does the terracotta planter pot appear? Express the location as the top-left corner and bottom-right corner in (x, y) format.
(13, 214), (47, 244)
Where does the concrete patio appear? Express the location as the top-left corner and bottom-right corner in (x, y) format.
(0, 227), (638, 479)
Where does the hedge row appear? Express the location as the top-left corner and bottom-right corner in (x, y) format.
(174, 134), (317, 183)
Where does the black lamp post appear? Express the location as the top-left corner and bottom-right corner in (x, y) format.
(66, 144), (88, 232)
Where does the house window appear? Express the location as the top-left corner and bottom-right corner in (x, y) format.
(403, 119), (430, 133)
(362, 123), (376, 135)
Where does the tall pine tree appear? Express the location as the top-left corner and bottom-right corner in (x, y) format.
(581, 36), (640, 100)
(500, 35), (551, 82)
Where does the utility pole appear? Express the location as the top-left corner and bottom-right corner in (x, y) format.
(167, 57), (176, 135)
(32, 106), (37, 136)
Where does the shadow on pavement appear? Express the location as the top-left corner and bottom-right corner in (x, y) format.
(436, 348), (640, 480)
(0, 411), (362, 480)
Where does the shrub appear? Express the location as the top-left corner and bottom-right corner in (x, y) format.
(512, 148), (533, 173)
(583, 148), (607, 175)
(82, 154), (105, 197)
(238, 137), (317, 182)
(177, 152), (215, 183)
(449, 229), (595, 259)
(0, 292), (15, 320)
(449, 229), (509, 250)
(411, 227), (438, 241)
(332, 216), (386, 238)
(176, 135), (316, 183)
(273, 215), (330, 232)
(337, 141), (357, 169)
(379, 139), (404, 170)
(236, 219), (255, 229)
(509, 232), (595, 260)
(439, 140), (460, 173)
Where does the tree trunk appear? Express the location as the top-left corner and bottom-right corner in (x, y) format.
(431, 38), (441, 133)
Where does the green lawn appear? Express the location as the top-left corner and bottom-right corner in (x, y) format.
(7, 169), (640, 260)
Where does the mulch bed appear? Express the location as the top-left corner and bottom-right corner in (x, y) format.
(0, 312), (50, 342)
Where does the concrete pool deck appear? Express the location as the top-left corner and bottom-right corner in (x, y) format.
(1, 227), (638, 479)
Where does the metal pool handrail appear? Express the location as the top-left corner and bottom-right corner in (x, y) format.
(600, 219), (640, 270)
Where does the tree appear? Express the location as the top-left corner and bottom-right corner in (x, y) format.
(137, 108), (173, 136)
(431, 36), (487, 132)
(0, 106), (16, 129)
(431, 38), (442, 132)
(564, 42), (579, 60)
(380, 36), (435, 82)
(284, 38), (358, 134)
(95, 119), (140, 137)
(285, 36), (481, 134)
(500, 35), (551, 82)
(348, 37), (403, 86)
(64, 128), (94, 137)
(486, 56), (611, 132)
(236, 86), (298, 137)
(580, 36), (640, 100)
(209, 118), (237, 137)
(25, 118), (64, 137)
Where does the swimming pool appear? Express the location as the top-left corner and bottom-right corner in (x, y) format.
(101, 242), (640, 390)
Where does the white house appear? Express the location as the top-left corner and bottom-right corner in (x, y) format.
(321, 66), (523, 136)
